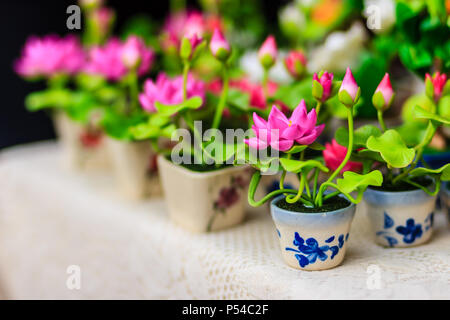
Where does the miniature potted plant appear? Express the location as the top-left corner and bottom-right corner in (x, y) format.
(14, 0), (115, 170)
(131, 29), (252, 232)
(336, 71), (450, 247)
(245, 68), (383, 270)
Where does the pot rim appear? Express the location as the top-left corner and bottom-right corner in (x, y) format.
(270, 194), (356, 218)
(364, 185), (435, 206)
(157, 154), (248, 179)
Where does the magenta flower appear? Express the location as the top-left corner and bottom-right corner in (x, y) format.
(244, 100), (325, 151)
(139, 72), (205, 112)
(14, 35), (85, 78)
(312, 71), (334, 102)
(120, 36), (154, 70)
(284, 50), (306, 79)
(258, 35), (277, 69)
(323, 139), (362, 174)
(425, 72), (447, 102)
(339, 67), (360, 106)
(86, 37), (154, 81)
(161, 10), (206, 50)
(91, 7), (114, 37)
(210, 28), (230, 60)
(79, 0), (104, 10)
(188, 33), (203, 53)
(373, 73), (394, 110)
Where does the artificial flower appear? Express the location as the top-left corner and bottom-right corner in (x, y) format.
(323, 139), (363, 173)
(284, 50), (307, 79)
(312, 71), (334, 102)
(425, 72), (447, 102)
(210, 28), (230, 61)
(258, 35), (277, 69)
(373, 73), (394, 111)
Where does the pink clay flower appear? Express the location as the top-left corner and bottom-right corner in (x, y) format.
(14, 35), (85, 78)
(425, 72), (447, 102)
(284, 50), (307, 79)
(258, 35), (277, 69)
(374, 73), (394, 110)
(323, 139), (362, 174)
(312, 71), (334, 102)
(244, 100), (325, 151)
(139, 72), (205, 112)
(209, 28), (230, 60)
(339, 67), (359, 101)
(86, 37), (154, 81)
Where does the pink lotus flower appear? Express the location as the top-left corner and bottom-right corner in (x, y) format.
(258, 35), (277, 69)
(91, 7), (114, 37)
(86, 37), (154, 81)
(425, 72), (447, 102)
(210, 28), (230, 60)
(323, 139), (362, 174)
(373, 73), (394, 110)
(313, 71), (334, 102)
(14, 35), (85, 78)
(139, 72), (205, 112)
(284, 50), (307, 79)
(244, 100), (325, 151)
(120, 36), (154, 70)
(339, 67), (359, 102)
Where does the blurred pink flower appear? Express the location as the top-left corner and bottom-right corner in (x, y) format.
(313, 71), (334, 102)
(120, 36), (154, 70)
(139, 72), (205, 112)
(323, 139), (362, 173)
(86, 37), (154, 81)
(244, 100), (325, 151)
(91, 7), (114, 37)
(210, 28), (230, 59)
(258, 35), (277, 68)
(14, 35), (85, 78)
(339, 67), (359, 101)
(284, 50), (306, 79)
(374, 73), (394, 108)
(425, 72), (447, 102)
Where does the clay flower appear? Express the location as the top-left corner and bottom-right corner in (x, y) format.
(425, 72), (447, 102)
(373, 73), (394, 111)
(258, 35), (277, 69)
(14, 35), (85, 78)
(244, 100), (325, 151)
(339, 67), (360, 107)
(139, 72), (205, 112)
(86, 37), (154, 81)
(312, 71), (334, 102)
(91, 7), (114, 37)
(284, 50), (307, 79)
(323, 139), (362, 173)
(210, 28), (230, 61)
(120, 36), (154, 70)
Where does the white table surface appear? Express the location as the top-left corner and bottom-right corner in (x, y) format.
(0, 142), (449, 299)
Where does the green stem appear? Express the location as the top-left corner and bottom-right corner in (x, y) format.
(316, 107), (354, 206)
(312, 169), (319, 202)
(212, 66), (229, 130)
(377, 110), (387, 132)
(128, 71), (139, 113)
(316, 101), (322, 118)
(262, 68), (269, 100)
(182, 62), (190, 102)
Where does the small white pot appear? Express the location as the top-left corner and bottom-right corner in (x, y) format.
(106, 138), (162, 200)
(271, 195), (356, 271)
(52, 111), (109, 171)
(440, 182), (450, 224)
(157, 155), (250, 233)
(364, 188), (436, 247)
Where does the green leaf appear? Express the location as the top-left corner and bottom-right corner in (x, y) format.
(413, 105), (450, 125)
(25, 89), (73, 111)
(336, 170), (383, 194)
(335, 125), (382, 149)
(312, 80), (323, 101)
(279, 158), (329, 174)
(203, 140), (246, 163)
(357, 149), (385, 163)
(366, 130), (415, 168)
(179, 37), (192, 60)
(155, 96), (203, 117)
(308, 141), (325, 151)
(409, 163), (450, 181)
(285, 145), (307, 154)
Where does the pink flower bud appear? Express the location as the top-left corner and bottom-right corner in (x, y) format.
(339, 67), (360, 106)
(284, 50), (307, 79)
(323, 139), (362, 174)
(373, 73), (394, 110)
(92, 7), (114, 37)
(188, 33), (203, 52)
(79, 0), (103, 10)
(425, 72), (447, 102)
(258, 35), (277, 69)
(209, 28), (230, 61)
(120, 36), (153, 70)
(312, 71), (334, 102)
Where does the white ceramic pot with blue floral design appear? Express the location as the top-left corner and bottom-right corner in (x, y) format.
(364, 188), (436, 248)
(270, 195), (356, 271)
(440, 182), (450, 224)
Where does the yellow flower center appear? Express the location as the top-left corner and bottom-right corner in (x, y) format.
(289, 120), (292, 127)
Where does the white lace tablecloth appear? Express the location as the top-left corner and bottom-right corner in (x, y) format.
(0, 142), (449, 300)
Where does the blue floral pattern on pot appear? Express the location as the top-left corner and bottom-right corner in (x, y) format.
(376, 212), (433, 247)
(285, 232), (349, 268)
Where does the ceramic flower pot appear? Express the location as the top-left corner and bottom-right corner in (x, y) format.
(106, 138), (162, 200)
(52, 111), (110, 170)
(271, 195), (356, 271)
(157, 155), (250, 233)
(364, 188), (436, 248)
(440, 182), (450, 224)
